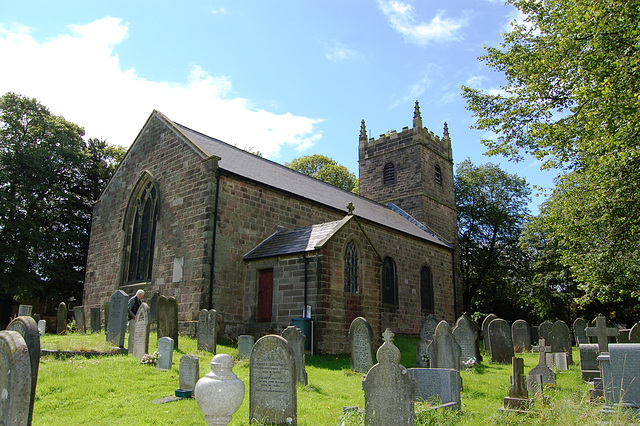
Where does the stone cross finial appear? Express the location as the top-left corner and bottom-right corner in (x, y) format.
(382, 328), (394, 344)
(413, 101), (422, 129)
(360, 119), (367, 141)
(443, 122), (450, 139)
(585, 315), (618, 353)
(532, 339), (551, 366)
(347, 202), (355, 215)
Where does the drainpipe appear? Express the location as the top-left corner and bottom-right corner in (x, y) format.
(451, 250), (457, 319)
(303, 252), (309, 318)
(209, 164), (222, 311)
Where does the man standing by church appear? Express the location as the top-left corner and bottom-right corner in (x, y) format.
(128, 289), (145, 321)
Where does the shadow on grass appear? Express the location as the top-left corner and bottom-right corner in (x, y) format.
(306, 353), (351, 370)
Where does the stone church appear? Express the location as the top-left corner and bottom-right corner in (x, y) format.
(83, 102), (461, 354)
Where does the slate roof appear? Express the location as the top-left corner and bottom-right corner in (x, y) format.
(157, 111), (452, 250)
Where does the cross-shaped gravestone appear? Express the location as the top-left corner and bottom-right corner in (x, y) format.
(533, 339), (551, 366)
(347, 202), (355, 215)
(586, 315), (618, 353)
(382, 327), (394, 344)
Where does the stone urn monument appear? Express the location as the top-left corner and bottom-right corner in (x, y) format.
(195, 353), (245, 425)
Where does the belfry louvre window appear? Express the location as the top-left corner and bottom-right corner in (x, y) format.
(435, 164), (442, 185)
(383, 162), (396, 185)
(124, 177), (158, 283)
(344, 241), (359, 293)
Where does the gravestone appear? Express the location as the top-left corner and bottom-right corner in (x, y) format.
(546, 352), (568, 371)
(427, 320), (461, 370)
(106, 290), (128, 347)
(362, 329), (416, 425)
(502, 357), (533, 411)
(617, 329), (631, 343)
(511, 320), (532, 353)
(237, 335), (254, 360)
(157, 295), (179, 349)
(282, 325), (308, 385)
(250, 334), (297, 425)
(348, 317), (374, 373)
(416, 314), (438, 367)
(579, 343), (600, 381)
(630, 322), (640, 343)
(407, 368), (461, 408)
(598, 343), (640, 412)
(127, 313), (137, 354)
(103, 301), (110, 331)
(157, 337), (175, 371)
(37, 320), (46, 336)
(453, 315), (479, 366)
(179, 354), (200, 395)
(17, 305), (32, 317)
(197, 309), (217, 353)
(73, 306), (86, 334)
(586, 315), (618, 353)
(488, 318), (514, 363)
(548, 320), (573, 364)
(529, 339), (556, 385)
(573, 318), (587, 345)
(538, 320), (552, 343)
(481, 313), (498, 355)
(56, 302), (68, 335)
(90, 307), (101, 333)
(7, 316), (40, 425)
(0, 330), (31, 425)
(132, 303), (150, 360)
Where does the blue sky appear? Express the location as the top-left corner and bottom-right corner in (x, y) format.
(0, 0), (554, 213)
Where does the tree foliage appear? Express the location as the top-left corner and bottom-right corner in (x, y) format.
(285, 154), (359, 193)
(456, 159), (531, 320)
(461, 0), (640, 318)
(0, 92), (124, 321)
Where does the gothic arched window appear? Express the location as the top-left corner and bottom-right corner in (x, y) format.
(420, 265), (434, 313)
(435, 164), (443, 185)
(123, 174), (159, 284)
(344, 241), (359, 293)
(382, 256), (398, 306)
(383, 162), (396, 185)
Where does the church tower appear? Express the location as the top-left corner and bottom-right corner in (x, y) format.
(358, 101), (457, 244)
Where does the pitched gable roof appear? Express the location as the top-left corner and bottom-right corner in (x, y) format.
(154, 110), (452, 249)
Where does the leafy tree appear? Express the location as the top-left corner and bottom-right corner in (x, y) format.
(456, 159), (531, 320)
(286, 154), (359, 193)
(461, 0), (640, 320)
(0, 92), (124, 326)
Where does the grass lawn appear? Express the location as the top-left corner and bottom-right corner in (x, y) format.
(33, 332), (635, 425)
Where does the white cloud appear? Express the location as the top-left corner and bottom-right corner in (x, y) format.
(324, 41), (359, 62)
(0, 17), (321, 159)
(376, 0), (467, 45)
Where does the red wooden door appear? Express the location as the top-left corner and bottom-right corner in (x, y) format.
(257, 269), (273, 322)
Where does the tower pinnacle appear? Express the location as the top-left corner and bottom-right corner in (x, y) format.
(360, 119), (367, 142)
(413, 101), (422, 129)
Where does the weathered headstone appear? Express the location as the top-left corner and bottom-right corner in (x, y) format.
(73, 306), (86, 334)
(37, 320), (46, 337)
(157, 295), (179, 349)
(282, 325), (308, 385)
(453, 315), (479, 366)
(546, 352), (568, 371)
(90, 307), (101, 333)
(586, 315), (618, 353)
(106, 290), (128, 347)
(17, 305), (32, 317)
(529, 339), (556, 385)
(197, 309), (217, 353)
(630, 322), (640, 343)
(481, 313), (498, 355)
(237, 335), (254, 360)
(427, 320), (461, 370)
(416, 314), (438, 367)
(103, 301), (110, 331)
(579, 343), (600, 381)
(502, 357), (533, 412)
(348, 317), (374, 373)
(0, 330), (32, 425)
(548, 320), (573, 364)
(599, 343), (640, 412)
(157, 336), (175, 371)
(488, 318), (514, 363)
(250, 335), (297, 425)
(538, 320), (553, 343)
(179, 354), (200, 395)
(573, 318), (587, 345)
(511, 320), (532, 353)
(7, 316), (40, 425)
(56, 302), (68, 335)
(362, 329), (416, 425)
(617, 329), (631, 343)
(408, 368), (461, 408)
(132, 303), (150, 360)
